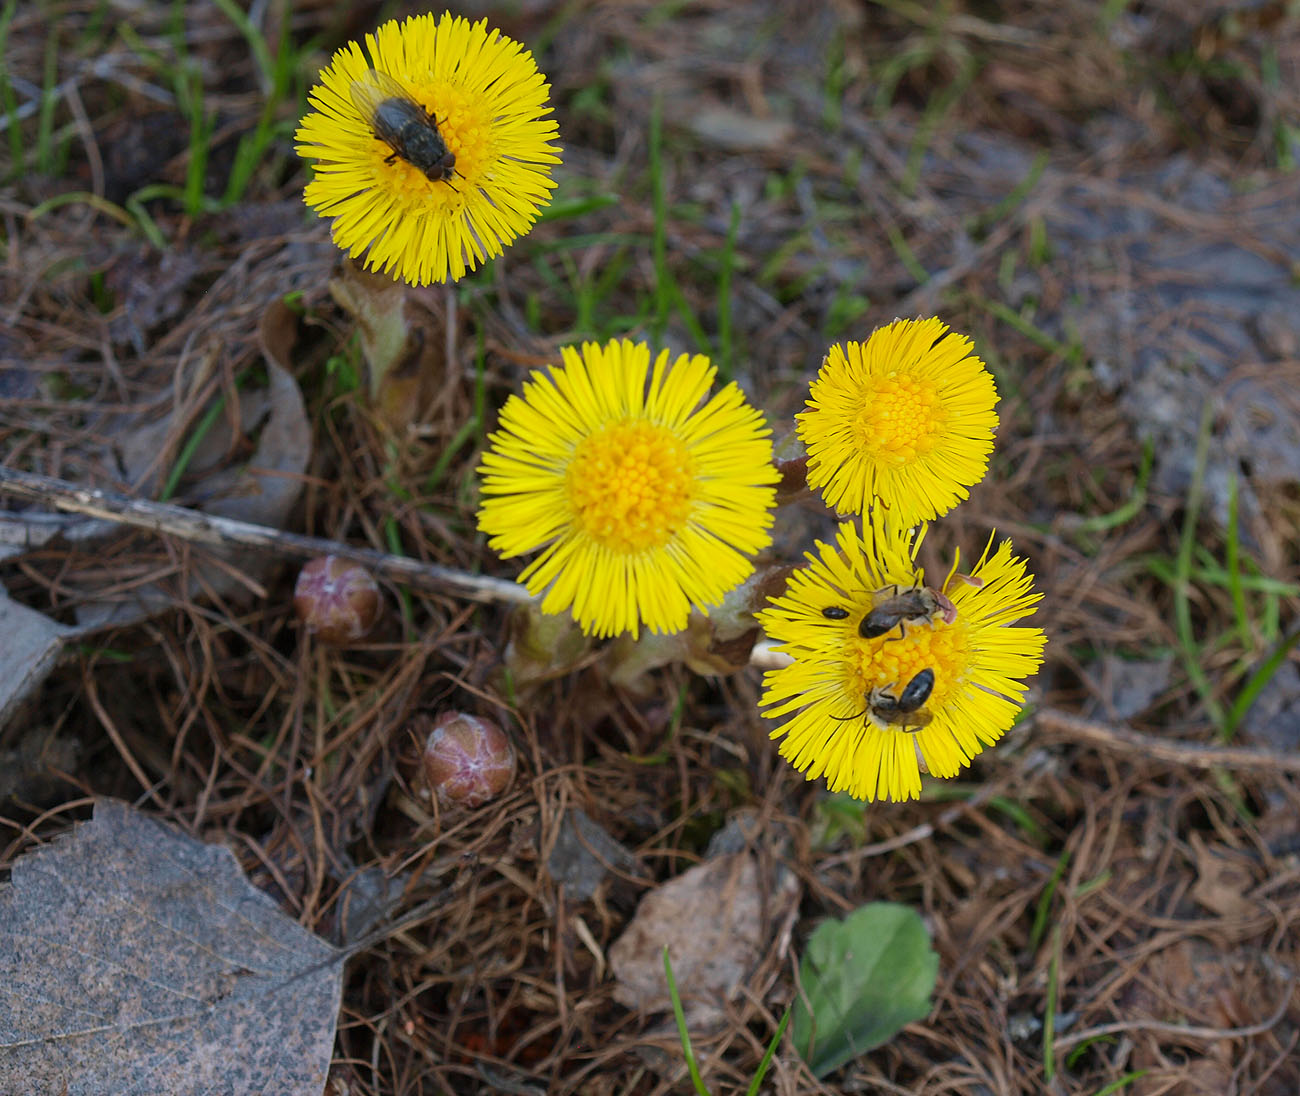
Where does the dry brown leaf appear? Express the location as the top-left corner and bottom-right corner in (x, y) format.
(610, 851), (799, 1027)
(0, 799), (342, 1096)
(1189, 833), (1257, 920)
(328, 260), (448, 432)
(1123, 937), (1288, 1092)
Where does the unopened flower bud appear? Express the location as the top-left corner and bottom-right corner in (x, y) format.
(293, 556), (381, 645)
(771, 429), (809, 503)
(422, 712), (516, 808)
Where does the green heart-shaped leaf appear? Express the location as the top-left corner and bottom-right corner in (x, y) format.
(793, 902), (938, 1078)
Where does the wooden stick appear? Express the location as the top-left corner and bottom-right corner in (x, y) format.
(0, 466), (529, 605)
(1035, 707), (1300, 774)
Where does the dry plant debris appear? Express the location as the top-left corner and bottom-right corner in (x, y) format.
(1, 0), (1300, 1092)
(609, 850), (799, 1029)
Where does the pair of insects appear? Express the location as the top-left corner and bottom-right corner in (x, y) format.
(351, 68), (459, 186)
(821, 585), (956, 732)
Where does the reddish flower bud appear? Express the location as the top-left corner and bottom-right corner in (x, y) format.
(422, 712), (517, 808)
(293, 556), (381, 645)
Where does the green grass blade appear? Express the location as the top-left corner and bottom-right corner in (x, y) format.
(746, 1008), (790, 1096)
(1029, 849), (1069, 954)
(1173, 403), (1224, 728)
(0, 0), (23, 179)
(1091, 1072), (1149, 1095)
(663, 947), (712, 1096)
(1073, 439), (1152, 534)
(1225, 474), (1250, 650)
(36, 25), (59, 173)
(1042, 926), (1061, 1083)
(210, 0), (275, 91)
(537, 193), (619, 222)
(161, 392), (227, 501)
(717, 202), (741, 379)
(1223, 629), (1300, 741)
(903, 53), (976, 196)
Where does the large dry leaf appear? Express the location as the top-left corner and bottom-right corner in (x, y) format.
(0, 799), (342, 1095)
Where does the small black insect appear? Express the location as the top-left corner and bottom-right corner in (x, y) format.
(351, 68), (457, 184)
(830, 668), (936, 733)
(821, 606), (851, 621)
(858, 585), (955, 641)
(868, 668), (934, 724)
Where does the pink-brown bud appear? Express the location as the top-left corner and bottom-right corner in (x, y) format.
(293, 556), (381, 645)
(421, 712), (517, 808)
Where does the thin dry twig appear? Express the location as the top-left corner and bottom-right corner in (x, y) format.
(0, 466), (529, 605)
(819, 782), (1002, 869)
(1035, 709), (1300, 775)
(1053, 970), (1297, 1051)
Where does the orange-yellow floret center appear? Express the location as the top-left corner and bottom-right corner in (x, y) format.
(854, 375), (945, 464)
(849, 616), (968, 715)
(566, 421), (695, 554)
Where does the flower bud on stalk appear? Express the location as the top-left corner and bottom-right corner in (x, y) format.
(422, 712), (517, 808)
(293, 556), (382, 645)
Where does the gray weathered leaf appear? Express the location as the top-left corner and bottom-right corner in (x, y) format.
(546, 808), (636, 903)
(0, 588), (74, 731)
(0, 799), (342, 1096)
(0, 511), (79, 563)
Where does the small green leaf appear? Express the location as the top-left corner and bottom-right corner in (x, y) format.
(793, 902), (938, 1078)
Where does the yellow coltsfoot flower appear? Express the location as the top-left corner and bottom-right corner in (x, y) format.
(296, 12), (562, 285)
(798, 318), (999, 526)
(477, 339), (780, 638)
(758, 519), (1046, 802)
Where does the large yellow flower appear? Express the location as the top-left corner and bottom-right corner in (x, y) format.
(295, 12), (561, 285)
(478, 339), (780, 638)
(758, 519), (1045, 802)
(798, 318), (999, 526)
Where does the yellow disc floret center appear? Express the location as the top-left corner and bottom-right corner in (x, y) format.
(567, 420), (696, 554)
(850, 616), (968, 715)
(855, 374), (946, 464)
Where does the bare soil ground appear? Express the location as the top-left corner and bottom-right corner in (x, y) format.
(3, 1), (1300, 1093)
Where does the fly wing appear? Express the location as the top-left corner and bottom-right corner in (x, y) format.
(349, 67), (415, 118)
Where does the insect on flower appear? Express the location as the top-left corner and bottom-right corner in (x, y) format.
(758, 519), (1046, 802)
(830, 667), (936, 733)
(866, 667), (935, 732)
(296, 12), (562, 284)
(350, 68), (458, 185)
(858, 584), (957, 641)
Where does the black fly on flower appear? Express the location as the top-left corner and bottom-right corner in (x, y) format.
(349, 68), (458, 187)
